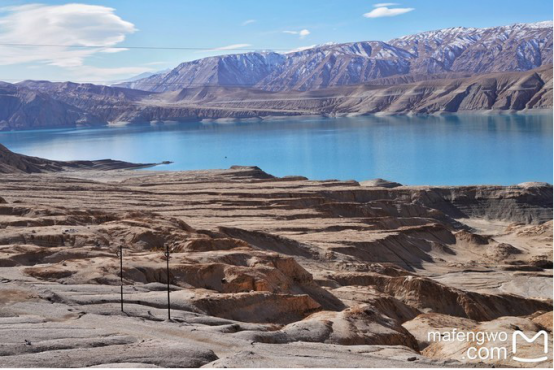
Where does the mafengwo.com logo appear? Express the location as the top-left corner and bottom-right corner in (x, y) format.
(512, 330), (549, 363)
(427, 329), (551, 363)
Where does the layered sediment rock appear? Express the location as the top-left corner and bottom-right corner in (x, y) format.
(0, 166), (551, 367)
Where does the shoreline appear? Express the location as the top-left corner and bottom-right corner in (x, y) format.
(27, 164), (554, 189)
(0, 108), (552, 132)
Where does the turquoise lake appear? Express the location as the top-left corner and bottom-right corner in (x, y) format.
(0, 114), (552, 186)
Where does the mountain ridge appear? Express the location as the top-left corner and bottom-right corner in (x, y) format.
(115, 21), (553, 92)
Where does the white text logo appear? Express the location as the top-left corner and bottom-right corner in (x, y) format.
(512, 330), (549, 363)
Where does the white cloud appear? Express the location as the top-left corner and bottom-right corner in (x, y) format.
(241, 19), (256, 26)
(364, 6), (414, 18)
(374, 2), (398, 7)
(0, 3), (136, 67)
(283, 29), (311, 39)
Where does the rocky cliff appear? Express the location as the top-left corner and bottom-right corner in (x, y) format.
(153, 64), (552, 116)
(2, 65), (551, 130)
(0, 82), (91, 130)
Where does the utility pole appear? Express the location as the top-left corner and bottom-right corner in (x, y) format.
(164, 243), (171, 321)
(119, 244), (124, 312)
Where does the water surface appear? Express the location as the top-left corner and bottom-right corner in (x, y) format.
(0, 114), (551, 186)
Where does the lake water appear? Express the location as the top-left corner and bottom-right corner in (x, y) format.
(0, 114), (552, 186)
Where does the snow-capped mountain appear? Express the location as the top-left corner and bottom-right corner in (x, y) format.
(116, 21), (553, 92)
(389, 21), (553, 74)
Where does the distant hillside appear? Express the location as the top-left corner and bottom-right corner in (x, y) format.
(1, 21), (552, 131)
(0, 65), (549, 131)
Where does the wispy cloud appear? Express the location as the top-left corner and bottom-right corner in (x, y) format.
(283, 29), (311, 39)
(373, 2), (398, 7)
(364, 6), (414, 18)
(0, 3), (136, 67)
(241, 19), (256, 26)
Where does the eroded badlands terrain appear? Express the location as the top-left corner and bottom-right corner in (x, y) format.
(0, 166), (552, 367)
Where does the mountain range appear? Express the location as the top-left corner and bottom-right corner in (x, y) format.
(0, 21), (552, 130)
(116, 21), (553, 92)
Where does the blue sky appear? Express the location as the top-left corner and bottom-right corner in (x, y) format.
(0, 0), (552, 83)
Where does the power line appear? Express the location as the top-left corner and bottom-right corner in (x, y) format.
(0, 42), (292, 52)
(1, 79), (381, 91)
(1, 79), (276, 88)
(0, 78), (393, 90)
(0, 42), (299, 86)
(1, 77), (286, 88)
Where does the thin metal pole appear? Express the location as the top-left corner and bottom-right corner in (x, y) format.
(165, 244), (171, 321)
(120, 245), (124, 312)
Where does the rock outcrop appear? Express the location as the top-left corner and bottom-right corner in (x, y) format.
(360, 179), (403, 188)
(281, 305), (419, 349)
(330, 272), (552, 321)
